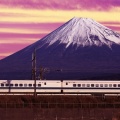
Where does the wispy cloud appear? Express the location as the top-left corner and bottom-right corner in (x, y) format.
(0, 0), (120, 59)
(0, 0), (120, 11)
(0, 8), (120, 24)
(0, 22), (63, 31)
(0, 43), (29, 60)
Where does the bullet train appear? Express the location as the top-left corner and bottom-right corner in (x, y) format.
(0, 80), (120, 94)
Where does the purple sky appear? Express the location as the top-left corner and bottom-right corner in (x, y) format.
(0, 0), (120, 59)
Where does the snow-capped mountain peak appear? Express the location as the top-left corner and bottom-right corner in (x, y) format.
(40, 17), (120, 48)
(1, 17), (120, 80)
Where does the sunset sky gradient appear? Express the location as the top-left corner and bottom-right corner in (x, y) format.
(0, 0), (120, 59)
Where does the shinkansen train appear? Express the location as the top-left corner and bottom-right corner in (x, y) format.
(0, 80), (120, 94)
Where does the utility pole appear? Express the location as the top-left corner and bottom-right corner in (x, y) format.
(32, 48), (37, 97)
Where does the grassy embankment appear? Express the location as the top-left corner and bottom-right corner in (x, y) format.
(0, 95), (120, 108)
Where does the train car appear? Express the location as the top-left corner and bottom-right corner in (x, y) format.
(37, 80), (61, 93)
(62, 80), (120, 94)
(0, 80), (120, 95)
(0, 80), (61, 93)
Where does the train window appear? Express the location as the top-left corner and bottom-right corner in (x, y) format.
(118, 84), (120, 87)
(109, 84), (112, 87)
(78, 84), (81, 87)
(100, 84), (103, 87)
(104, 84), (108, 87)
(82, 84), (85, 87)
(24, 84), (27, 87)
(6, 84), (9, 87)
(91, 84), (94, 87)
(95, 84), (99, 87)
(33, 84), (38, 86)
(29, 84), (32, 87)
(10, 84), (13, 87)
(66, 83), (68, 85)
(38, 84), (41, 87)
(19, 84), (23, 87)
(73, 84), (76, 87)
(113, 84), (117, 87)
(1, 84), (4, 87)
(87, 84), (90, 87)
(44, 82), (46, 85)
(15, 84), (18, 87)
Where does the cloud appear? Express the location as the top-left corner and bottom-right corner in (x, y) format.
(0, 0), (120, 11)
(0, 22), (63, 32)
(101, 22), (120, 33)
(0, 43), (30, 59)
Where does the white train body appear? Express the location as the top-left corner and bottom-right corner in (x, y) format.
(63, 80), (120, 94)
(0, 80), (61, 93)
(0, 80), (120, 94)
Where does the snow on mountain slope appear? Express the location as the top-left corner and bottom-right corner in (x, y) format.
(36, 17), (120, 49)
(0, 17), (120, 80)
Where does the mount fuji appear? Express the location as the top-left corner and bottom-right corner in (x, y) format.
(0, 17), (120, 80)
